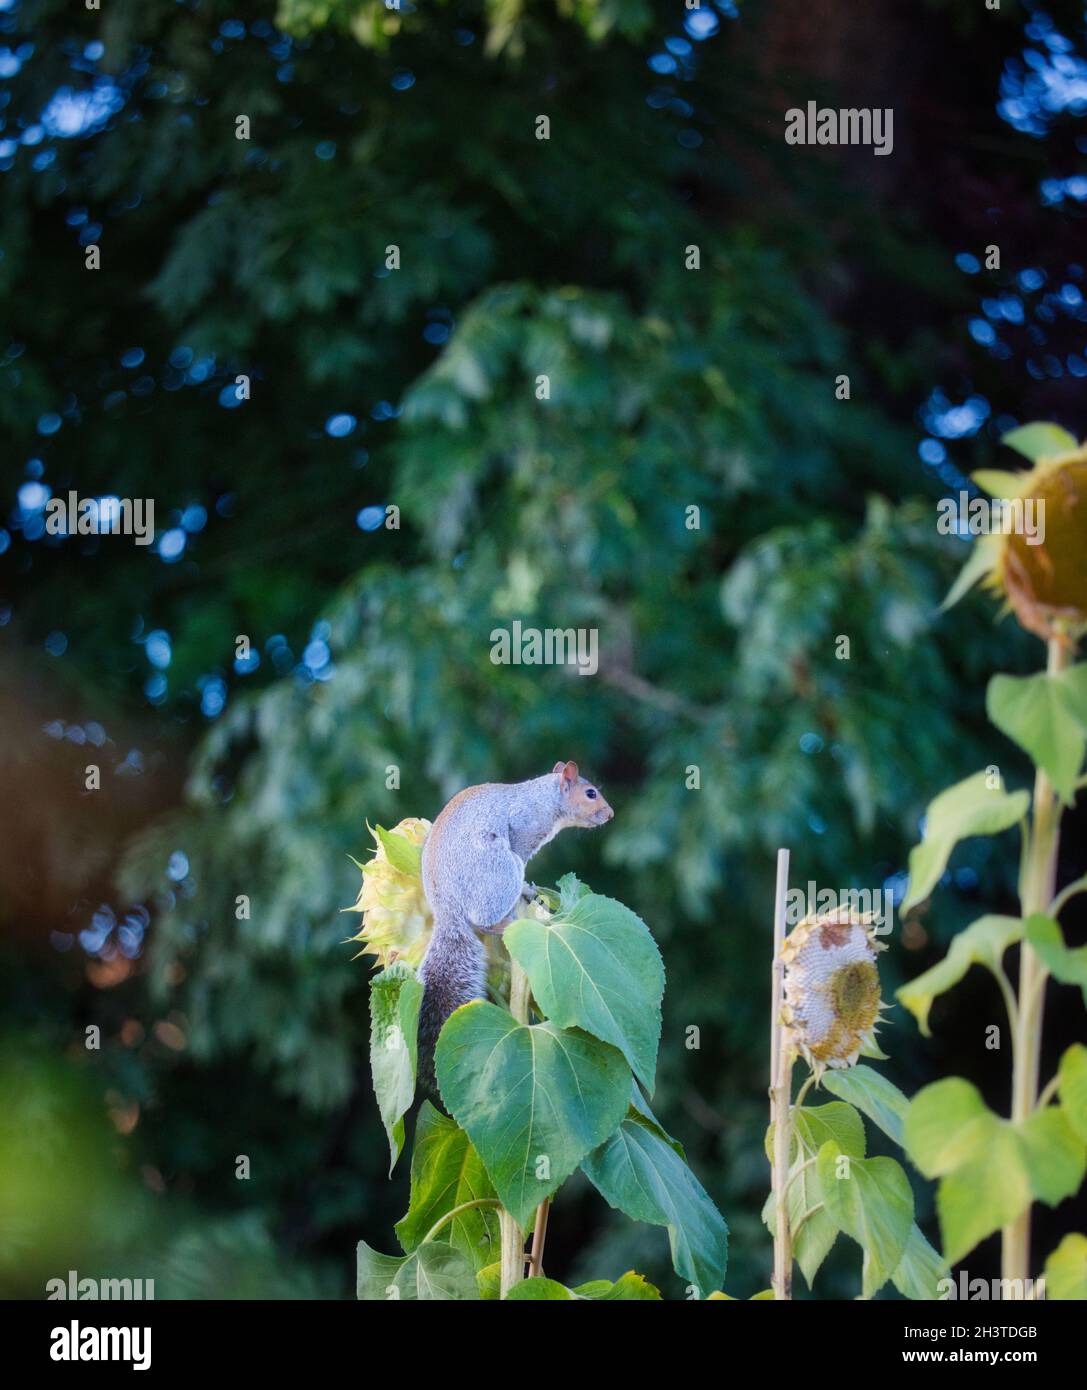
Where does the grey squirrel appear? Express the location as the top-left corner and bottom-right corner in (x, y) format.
(417, 760), (614, 1093)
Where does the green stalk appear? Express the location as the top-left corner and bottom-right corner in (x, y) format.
(1002, 637), (1069, 1283)
(499, 959), (532, 1297)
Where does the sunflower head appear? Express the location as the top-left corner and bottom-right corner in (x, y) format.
(345, 818), (432, 969)
(945, 424), (1087, 647)
(780, 910), (886, 1078)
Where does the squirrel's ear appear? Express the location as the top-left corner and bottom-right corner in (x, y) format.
(560, 760), (578, 785)
(552, 761), (565, 775)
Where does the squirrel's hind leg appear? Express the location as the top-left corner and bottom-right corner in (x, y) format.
(460, 839), (524, 934)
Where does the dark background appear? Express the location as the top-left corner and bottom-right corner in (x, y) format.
(1, 0), (1085, 1298)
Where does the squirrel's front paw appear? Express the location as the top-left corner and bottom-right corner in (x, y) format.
(520, 882), (539, 903)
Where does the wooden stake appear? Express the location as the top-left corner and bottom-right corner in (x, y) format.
(770, 848), (794, 1301)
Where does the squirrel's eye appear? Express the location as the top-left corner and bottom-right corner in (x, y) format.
(586, 788), (598, 799)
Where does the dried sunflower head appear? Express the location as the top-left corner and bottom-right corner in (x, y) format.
(780, 910), (886, 1077)
(344, 818), (432, 969)
(945, 424), (1087, 647)
(988, 447), (1087, 644)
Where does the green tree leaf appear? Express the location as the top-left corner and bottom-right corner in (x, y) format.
(816, 1143), (914, 1299)
(1002, 422), (1078, 462)
(583, 1110), (728, 1298)
(356, 1238), (478, 1300)
(1059, 1044), (1087, 1145)
(393, 1102), (499, 1272)
(896, 916), (1023, 1036)
(1043, 1233), (1087, 1300)
(369, 963), (422, 1174)
(902, 774), (1029, 913)
(1026, 914), (1087, 1008)
(435, 1002), (630, 1229)
(1015, 1107), (1086, 1207)
(891, 1223), (949, 1301)
(505, 890), (664, 1092)
(987, 667), (1087, 806)
(821, 1064), (910, 1146)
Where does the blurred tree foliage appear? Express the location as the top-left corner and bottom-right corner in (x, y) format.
(4, 0), (1078, 1297)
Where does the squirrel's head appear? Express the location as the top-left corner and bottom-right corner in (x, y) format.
(553, 760), (614, 828)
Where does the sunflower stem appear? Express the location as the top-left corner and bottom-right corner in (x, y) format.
(1002, 636), (1069, 1286)
(770, 848), (794, 1301)
(499, 959), (532, 1297)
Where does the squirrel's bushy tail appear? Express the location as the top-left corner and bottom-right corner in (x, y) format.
(417, 908), (486, 1098)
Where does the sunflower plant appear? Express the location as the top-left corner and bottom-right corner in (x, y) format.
(895, 422), (1087, 1299)
(753, 904), (948, 1301)
(347, 824), (730, 1299)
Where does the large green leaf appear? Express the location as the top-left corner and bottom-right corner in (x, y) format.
(1002, 421), (1078, 462)
(356, 1238), (478, 1300)
(902, 773), (1029, 913)
(821, 1065), (910, 1146)
(394, 1102), (499, 1272)
(987, 667), (1087, 806)
(1044, 1233), (1087, 1300)
(935, 1127), (1031, 1265)
(794, 1101), (867, 1158)
(1027, 914), (1087, 1008)
(1059, 1044), (1087, 1145)
(369, 963), (423, 1174)
(765, 1100), (867, 1162)
(896, 916), (1023, 1036)
(816, 1143), (914, 1299)
(435, 1002), (630, 1230)
(891, 1223), (949, 1301)
(904, 1078), (1032, 1264)
(583, 1110), (729, 1297)
(1015, 1107), (1086, 1207)
(904, 1077), (996, 1178)
(763, 1103), (865, 1290)
(504, 890), (664, 1092)
(630, 1079), (685, 1157)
